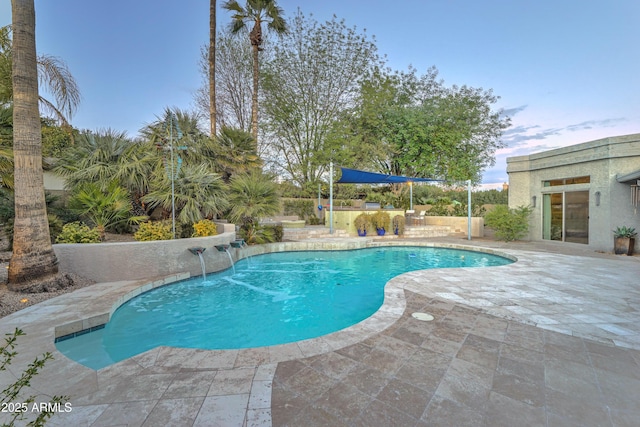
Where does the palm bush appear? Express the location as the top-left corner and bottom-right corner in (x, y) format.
(143, 164), (229, 225)
(68, 181), (147, 238)
(226, 171), (280, 224)
(54, 130), (157, 194)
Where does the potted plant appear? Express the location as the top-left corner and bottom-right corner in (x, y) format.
(613, 226), (637, 255)
(371, 210), (391, 236)
(354, 213), (372, 237)
(392, 215), (405, 236)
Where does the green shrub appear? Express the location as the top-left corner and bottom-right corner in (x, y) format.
(134, 221), (173, 241)
(1, 328), (69, 426)
(392, 215), (405, 235)
(484, 205), (532, 242)
(370, 210), (391, 231)
(264, 224), (283, 242)
(237, 217), (281, 244)
(282, 199), (315, 222)
(354, 213), (373, 234)
(192, 219), (218, 237)
(55, 222), (101, 243)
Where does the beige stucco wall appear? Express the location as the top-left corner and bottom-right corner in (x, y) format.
(54, 230), (238, 283)
(330, 209), (484, 237)
(507, 133), (640, 253)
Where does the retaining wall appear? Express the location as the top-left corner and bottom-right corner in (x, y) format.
(54, 228), (238, 283)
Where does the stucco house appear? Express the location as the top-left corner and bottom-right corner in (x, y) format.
(507, 133), (640, 253)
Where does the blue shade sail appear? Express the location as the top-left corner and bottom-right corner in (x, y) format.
(336, 167), (441, 184)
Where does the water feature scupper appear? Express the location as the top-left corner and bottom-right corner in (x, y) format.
(214, 244), (235, 274)
(188, 247), (207, 279)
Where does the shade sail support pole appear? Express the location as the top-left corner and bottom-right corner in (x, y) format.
(467, 180), (472, 240)
(329, 162), (334, 234)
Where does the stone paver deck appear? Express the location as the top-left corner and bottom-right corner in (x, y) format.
(0, 238), (638, 426)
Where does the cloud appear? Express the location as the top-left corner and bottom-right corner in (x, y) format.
(500, 105), (528, 118)
(500, 117), (628, 149)
(565, 118), (627, 132)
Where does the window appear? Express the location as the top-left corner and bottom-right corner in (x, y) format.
(543, 176), (590, 187)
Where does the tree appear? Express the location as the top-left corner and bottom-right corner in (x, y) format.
(0, 25), (80, 126)
(68, 181), (147, 239)
(223, 0), (287, 144)
(339, 67), (510, 184)
(143, 164), (229, 225)
(195, 29), (253, 132)
(209, 0), (217, 137)
(260, 11), (383, 187)
(8, 0), (58, 286)
(209, 126), (261, 182)
(54, 129), (158, 215)
(226, 170), (279, 224)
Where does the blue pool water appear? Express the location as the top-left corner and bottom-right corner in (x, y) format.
(56, 247), (511, 369)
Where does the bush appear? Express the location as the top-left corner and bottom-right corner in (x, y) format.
(370, 210), (391, 231)
(1, 328), (69, 426)
(55, 222), (101, 243)
(354, 213), (373, 234)
(392, 215), (405, 235)
(134, 221), (173, 241)
(237, 217), (281, 244)
(192, 219), (218, 237)
(282, 199), (315, 222)
(484, 205), (532, 242)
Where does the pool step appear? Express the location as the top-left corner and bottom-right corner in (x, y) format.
(283, 226), (350, 240)
(401, 225), (451, 238)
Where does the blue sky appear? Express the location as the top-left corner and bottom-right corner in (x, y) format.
(3, 0), (639, 187)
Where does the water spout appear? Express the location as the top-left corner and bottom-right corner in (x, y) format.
(187, 247), (207, 279)
(230, 239), (246, 248)
(214, 245), (235, 274)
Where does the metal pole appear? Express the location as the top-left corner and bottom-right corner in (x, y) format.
(329, 162), (334, 234)
(467, 179), (471, 240)
(170, 116), (176, 239)
(409, 181), (413, 210)
(318, 183), (321, 220)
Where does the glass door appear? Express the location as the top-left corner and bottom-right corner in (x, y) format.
(564, 191), (589, 244)
(542, 191), (589, 244)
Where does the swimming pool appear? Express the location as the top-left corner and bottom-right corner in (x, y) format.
(56, 246), (512, 369)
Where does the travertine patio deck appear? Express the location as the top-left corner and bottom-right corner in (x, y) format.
(0, 238), (638, 426)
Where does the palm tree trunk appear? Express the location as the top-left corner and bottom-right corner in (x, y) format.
(251, 42), (259, 145)
(8, 0), (58, 287)
(209, 0), (216, 137)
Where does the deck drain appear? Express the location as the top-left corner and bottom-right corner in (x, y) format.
(411, 312), (434, 321)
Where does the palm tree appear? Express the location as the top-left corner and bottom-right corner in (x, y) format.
(68, 181), (147, 239)
(209, 0), (217, 137)
(8, 0), (58, 287)
(0, 25), (80, 125)
(143, 164), (229, 225)
(222, 0), (287, 145)
(54, 129), (158, 206)
(226, 170), (279, 224)
(212, 126), (261, 181)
